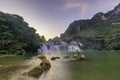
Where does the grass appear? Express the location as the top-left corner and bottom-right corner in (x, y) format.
(68, 50), (120, 80)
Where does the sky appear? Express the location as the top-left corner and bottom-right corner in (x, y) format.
(0, 0), (120, 40)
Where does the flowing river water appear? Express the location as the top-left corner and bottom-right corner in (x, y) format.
(11, 53), (71, 80)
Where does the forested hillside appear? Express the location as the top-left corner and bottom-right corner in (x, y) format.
(61, 3), (120, 50)
(0, 12), (41, 54)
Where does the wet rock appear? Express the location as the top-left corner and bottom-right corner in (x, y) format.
(28, 66), (43, 78)
(27, 58), (51, 78)
(40, 59), (51, 70)
(51, 57), (60, 60)
(51, 57), (56, 60)
(41, 64), (51, 71)
(54, 57), (60, 59)
(40, 59), (50, 65)
(79, 54), (86, 61)
(38, 55), (46, 60)
(73, 54), (78, 58)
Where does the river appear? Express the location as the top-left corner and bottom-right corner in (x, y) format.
(11, 53), (71, 80)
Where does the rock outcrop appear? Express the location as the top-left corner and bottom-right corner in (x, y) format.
(27, 56), (51, 78)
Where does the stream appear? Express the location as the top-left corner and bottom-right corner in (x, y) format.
(11, 53), (71, 80)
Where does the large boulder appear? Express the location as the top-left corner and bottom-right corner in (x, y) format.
(27, 66), (43, 78)
(27, 58), (51, 78)
(40, 59), (51, 70)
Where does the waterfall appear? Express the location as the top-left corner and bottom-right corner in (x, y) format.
(68, 45), (81, 52)
(38, 41), (83, 53)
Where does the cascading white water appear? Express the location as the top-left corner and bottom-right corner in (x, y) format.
(38, 41), (83, 53)
(68, 45), (80, 52)
(11, 41), (83, 80)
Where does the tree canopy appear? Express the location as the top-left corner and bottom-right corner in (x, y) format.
(0, 12), (42, 54)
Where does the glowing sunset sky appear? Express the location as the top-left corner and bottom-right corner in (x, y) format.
(0, 0), (120, 39)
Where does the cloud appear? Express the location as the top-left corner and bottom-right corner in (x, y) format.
(64, 2), (81, 9)
(63, 0), (89, 16)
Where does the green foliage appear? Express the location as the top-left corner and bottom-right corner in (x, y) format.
(105, 30), (120, 50)
(0, 12), (41, 54)
(40, 36), (46, 42)
(62, 6), (120, 50)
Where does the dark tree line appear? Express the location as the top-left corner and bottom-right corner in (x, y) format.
(0, 12), (44, 54)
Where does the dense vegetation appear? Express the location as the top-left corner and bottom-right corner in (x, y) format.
(0, 11), (42, 54)
(61, 3), (120, 50)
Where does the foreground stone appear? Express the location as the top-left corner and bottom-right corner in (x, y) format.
(27, 57), (51, 78)
(28, 66), (43, 78)
(40, 59), (51, 71)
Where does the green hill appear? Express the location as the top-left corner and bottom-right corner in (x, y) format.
(0, 12), (41, 54)
(61, 3), (120, 50)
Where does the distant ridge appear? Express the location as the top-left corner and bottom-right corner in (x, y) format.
(61, 3), (120, 50)
(61, 3), (120, 37)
